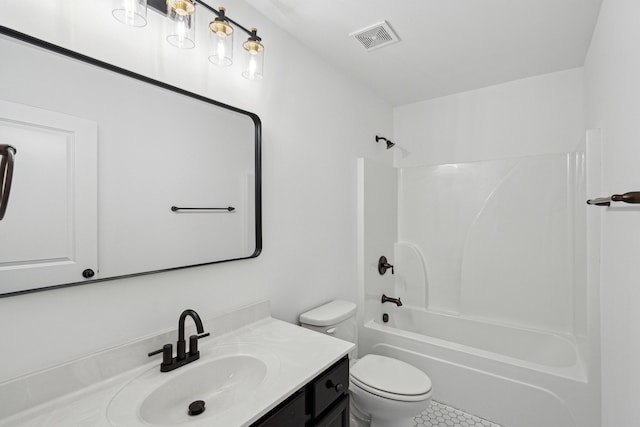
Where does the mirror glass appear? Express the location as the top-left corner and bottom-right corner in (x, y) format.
(0, 28), (262, 296)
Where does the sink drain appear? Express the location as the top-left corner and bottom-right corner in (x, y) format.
(188, 400), (206, 416)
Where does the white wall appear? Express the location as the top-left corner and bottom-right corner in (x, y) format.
(0, 0), (393, 382)
(394, 68), (585, 167)
(584, 0), (640, 424)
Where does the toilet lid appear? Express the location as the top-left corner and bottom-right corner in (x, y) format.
(299, 300), (357, 326)
(350, 355), (432, 398)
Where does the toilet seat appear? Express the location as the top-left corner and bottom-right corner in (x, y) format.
(350, 354), (432, 402)
(350, 376), (432, 402)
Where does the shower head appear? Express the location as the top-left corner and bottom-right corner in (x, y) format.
(375, 135), (395, 149)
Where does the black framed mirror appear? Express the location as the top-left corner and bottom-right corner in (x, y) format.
(0, 26), (262, 296)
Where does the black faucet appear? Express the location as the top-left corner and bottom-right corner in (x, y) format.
(148, 309), (210, 372)
(381, 294), (403, 307)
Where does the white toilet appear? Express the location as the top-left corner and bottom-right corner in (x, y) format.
(300, 300), (432, 427)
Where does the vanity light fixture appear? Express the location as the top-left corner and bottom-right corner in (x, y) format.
(112, 0), (148, 27)
(242, 28), (264, 80)
(112, 0), (264, 79)
(166, 0), (196, 49)
(209, 7), (233, 66)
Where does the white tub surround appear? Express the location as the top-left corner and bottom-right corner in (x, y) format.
(0, 301), (354, 427)
(357, 128), (601, 427)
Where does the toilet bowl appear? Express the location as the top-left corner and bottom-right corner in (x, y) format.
(299, 300), (432, 427)
(350, 354), (432, 427)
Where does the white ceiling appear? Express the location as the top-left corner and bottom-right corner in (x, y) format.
(245, 0), (602, 106)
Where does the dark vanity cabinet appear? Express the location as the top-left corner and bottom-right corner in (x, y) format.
(251, 356), (350, 427)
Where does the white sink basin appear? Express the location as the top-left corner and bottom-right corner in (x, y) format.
(141, 355), (266, 425)
(107, 345), (280, 427)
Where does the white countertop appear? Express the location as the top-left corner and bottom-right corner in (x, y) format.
(0, 303), (354, 427)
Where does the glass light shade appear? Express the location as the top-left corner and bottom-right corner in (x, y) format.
(112, 0), (147, 27)
(242, 39), (264, 80)
(208, 20), (233, 66)
(166, 0), (196, 49)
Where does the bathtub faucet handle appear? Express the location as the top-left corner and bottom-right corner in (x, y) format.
(378, 256), (394, 275)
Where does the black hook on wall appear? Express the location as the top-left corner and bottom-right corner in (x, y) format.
(0, 144), (17, 221)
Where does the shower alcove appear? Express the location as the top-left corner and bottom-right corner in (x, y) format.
(356, 130), (602, 427)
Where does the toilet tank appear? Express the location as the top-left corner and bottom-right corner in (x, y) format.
(299, 300), (357, 357)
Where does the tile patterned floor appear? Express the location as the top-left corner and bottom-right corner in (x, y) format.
(412, 401), (503, 427)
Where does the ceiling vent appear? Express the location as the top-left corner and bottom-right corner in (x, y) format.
(350, 21), (400, 51)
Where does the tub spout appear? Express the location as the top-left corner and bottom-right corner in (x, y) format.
(381, 294), (402, 307)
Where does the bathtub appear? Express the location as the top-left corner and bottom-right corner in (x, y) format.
(358, 305), (598, 427)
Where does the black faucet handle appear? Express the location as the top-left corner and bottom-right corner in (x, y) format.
(378, 256), (395, 275)
(148, 344), (173, 366)
(189, 333), (211, 357)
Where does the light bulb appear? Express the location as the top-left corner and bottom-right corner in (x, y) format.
(123, 0), (135, 23)
(248, 55), (257, 79)
(217, 38), (226, 65)
(176, 20), (186, 45)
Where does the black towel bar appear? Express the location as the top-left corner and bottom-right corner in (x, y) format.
(171, 206), (235, 212)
